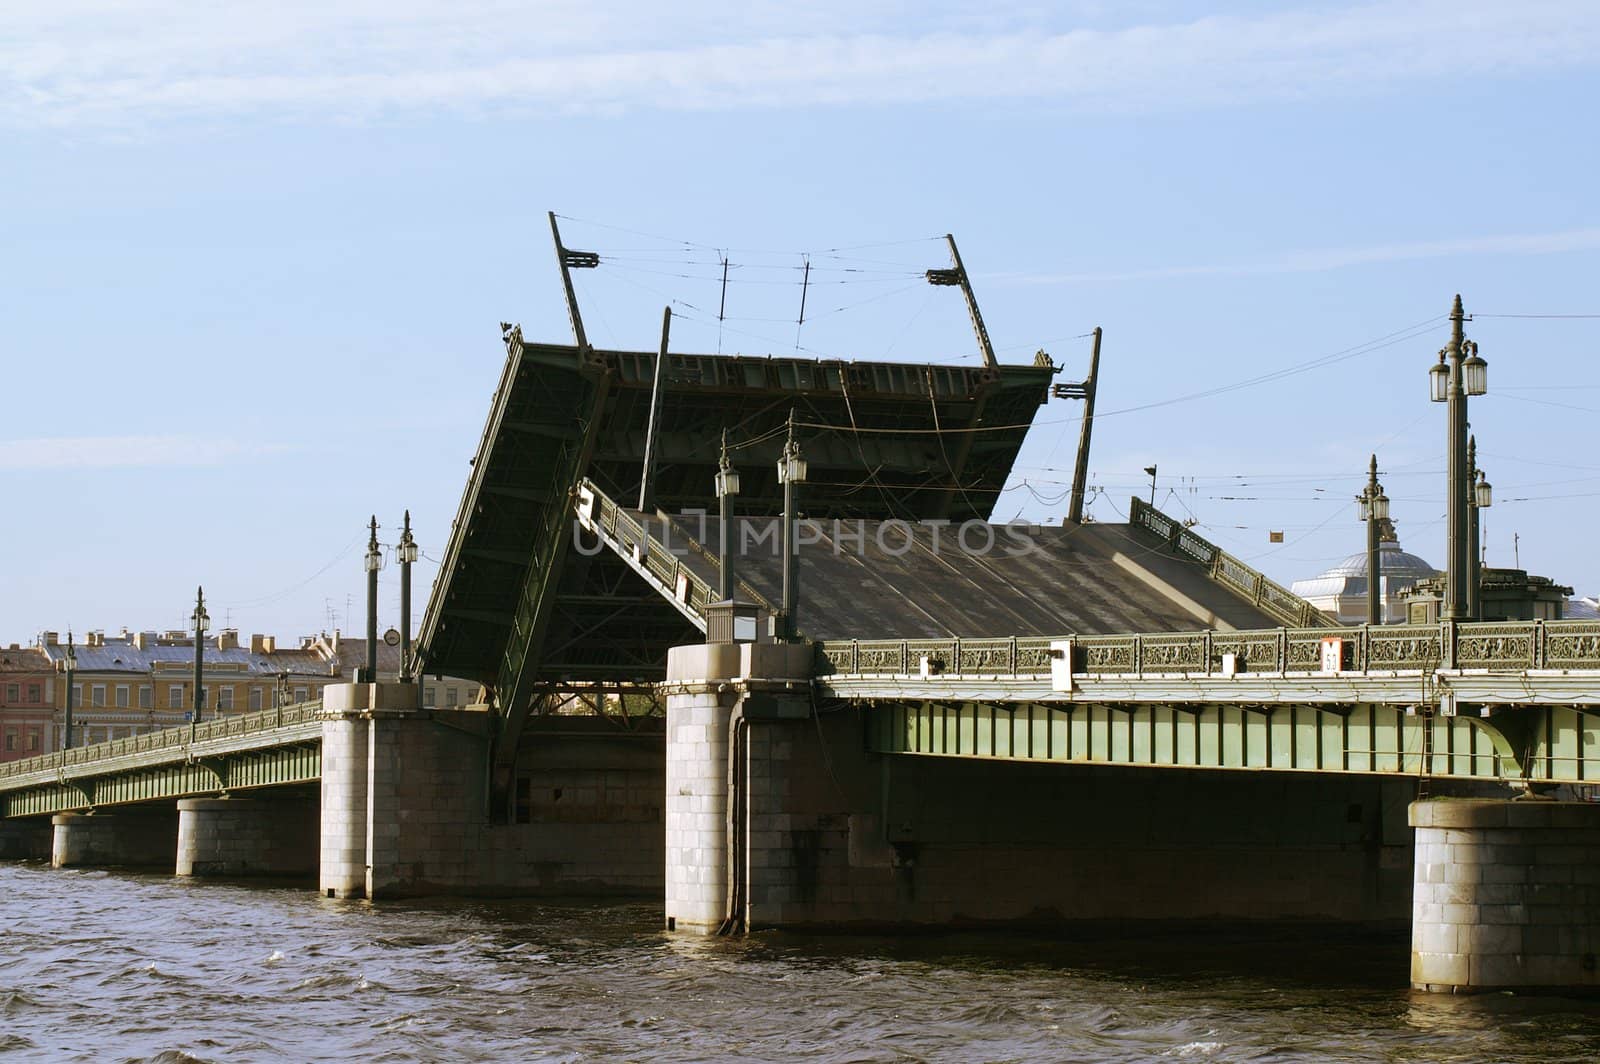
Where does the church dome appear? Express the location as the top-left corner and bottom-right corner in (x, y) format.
(1322, 540), (1438, 580)
(1290, 535), (1438, 623)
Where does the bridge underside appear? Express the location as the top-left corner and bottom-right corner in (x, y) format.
(867, 700), (1600, 784)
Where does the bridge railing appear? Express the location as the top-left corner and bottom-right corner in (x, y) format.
(1129, 497), (1332, 629)
(0, 700), (323, 781)
(579, 480), (717, 622)
(816, 619), (1600, 679)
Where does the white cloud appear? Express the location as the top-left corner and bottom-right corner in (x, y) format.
(0, 435), (282, 469)
(3, 1), (1597, 127)
(1000, 227), (1600, 284)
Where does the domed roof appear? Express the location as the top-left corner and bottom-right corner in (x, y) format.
(1323, 539), (1437, 579)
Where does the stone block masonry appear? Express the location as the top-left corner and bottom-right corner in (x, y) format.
(1410, 798), (1600, 993)
(319, 682), (664, 900)
(176, 796), (317, 878)
(51, 807), (177, 869)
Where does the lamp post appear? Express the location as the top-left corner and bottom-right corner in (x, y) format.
(191, 587), (209, 725)
(363, 517), (381, 683)
(777, 412), (808, 641)
(1429, 295), (1488, 621)
(1357, 455), (1391, 625)
(61, 630), (76, 751)
(1468, 439), (1492, 619)
(715, 430), (741, 602)
(397, 511), (419, 683)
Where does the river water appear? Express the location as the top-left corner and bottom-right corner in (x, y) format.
(3, 864), (1599, 1063)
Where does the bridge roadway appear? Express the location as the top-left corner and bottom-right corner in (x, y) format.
(3, 617), (1598, 819)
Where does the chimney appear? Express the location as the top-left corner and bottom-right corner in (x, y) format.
(249, 633), (265, 654)
(217, 629), (239, 651)
(262, 635), (276, 654)
(134, 631), (149, 650)
(42, 631), (58, 646)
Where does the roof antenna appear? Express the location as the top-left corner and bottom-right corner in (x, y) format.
(926, 234), (998, 369)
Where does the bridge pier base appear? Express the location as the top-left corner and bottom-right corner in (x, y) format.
(51, 809), (177, 869)
(663, 642), (812, 934)
(1411, 798), (1600, 993)
(177, 797), (316, 878)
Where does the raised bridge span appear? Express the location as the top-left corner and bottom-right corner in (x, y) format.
(5, 327), (1600, 994)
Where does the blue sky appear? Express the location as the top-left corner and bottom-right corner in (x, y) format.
(4, 0), (1599, 643)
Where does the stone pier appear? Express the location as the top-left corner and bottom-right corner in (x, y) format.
(0, 817), (51, 860)
(1410, 798), (1600, 993)
(663, 641), (812, 933)
(319, 681), (664, 900)
(51, 808), (177, 869)
(176, 797), (317, 878)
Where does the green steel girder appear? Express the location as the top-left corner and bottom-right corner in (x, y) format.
(1, 743), (321, 818)
(865, 701), (1600, 783)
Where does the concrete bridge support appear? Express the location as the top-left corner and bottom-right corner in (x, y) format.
(1410, 798), (1600, 993)
(176, 797), (317, 878)
(51, 808), (177, 869)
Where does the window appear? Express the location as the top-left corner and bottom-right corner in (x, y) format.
(249, 687), (263, 711)
(295, 687), (309, 702)
(73, 683), (83, 706)
(217, 686), (234, 711)
(91, 685), (106, 707)
(115, 685), (129, 708)
(445, 687), (458, 707)
(27, 683), (40, 703)
(168, 684), (183, 709)
(138, 686), (152, 709)
(5, 683), (17, 703)
(425, 687), (437, 707)
(27, 730), (39, 752)
(4, 729), (15, 752)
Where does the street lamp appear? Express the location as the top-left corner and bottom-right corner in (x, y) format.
(61, 630), (77, 751)
(1357, 455), (1390, 625)
(363, 517), (381, 684)
(397, 511), (419, 683)
(1429, 295), (1487, 621)
(715, 430), (741, 603)
(191, 587), (209, 725)
(777, 411), (808, 641)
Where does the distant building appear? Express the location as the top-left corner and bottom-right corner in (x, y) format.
(1401, 570), (1574, 623)
(2, 627), (483, 752)
(1290, 521), (1438, 624)
(0, 645), (55, 760)
(34, 628), (333, 747)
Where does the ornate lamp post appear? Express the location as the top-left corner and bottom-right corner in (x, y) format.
(191, 587), (209, 724)
(1429, 295), (1488, 621)
(777, 412), (808, 642)
(61, 631), (77, 751)
(1357, 455), (1391, 625)
(715, 430), (741, 603)
(397, 511), (419, 683)
(363, 517), (381, 683)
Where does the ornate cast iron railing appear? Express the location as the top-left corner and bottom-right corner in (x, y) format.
(0, 700), (323, 783)
(1129, 496), (1332, 629)
(576, 478), (774, 628)
(816, 620), (1600, 679)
